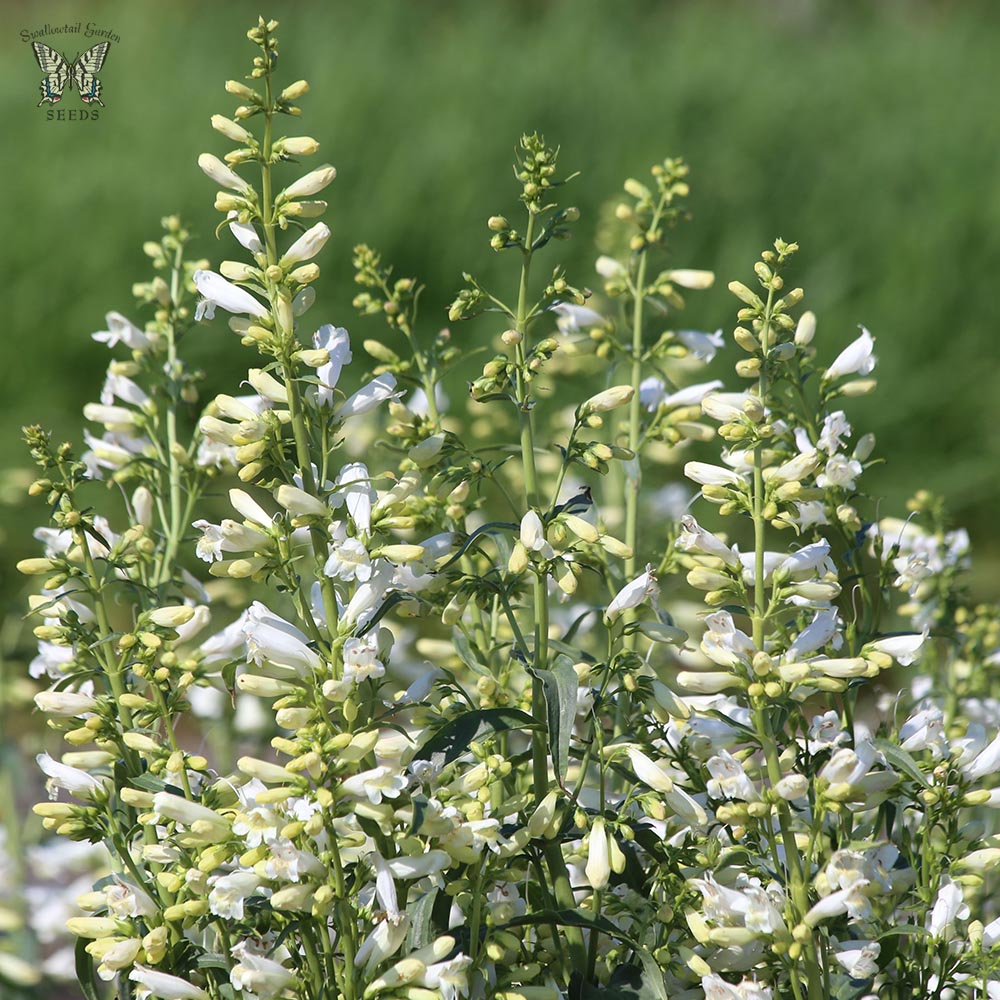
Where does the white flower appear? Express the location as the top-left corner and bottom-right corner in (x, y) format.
(605, 566), (658, 621)
(685, 461), (744, 488)
(129, 964), (207, 1000)
(243, 601), (321, 675)
(193, 269), (267, 321)
(36, 752), (107, 800)
(420, 954), (473, 1000)
(927, 876), (968, 939)
(824, 326), (876, 380)
(965, 730), (1000, 781)
(230, 946), (295, 997)
(209, 871), (261, 919)
(677, 327), (725, 362)
(706, 750), (759, 801)
(338, 373), (400, 417)
(816, 454), (862, 490)
(232, 806), (281, 848)
(665, 379), (724, 408)
(785, 608), (840, 661)
(866, 630), (927, 667)
(833, 940), (880, 979)
(197, 152), (250, 193)
(333, 463), (375, 534)
(900, 705), (947, 756)
(343, 635), (385, 685)
(228, 213), (263, 253)
(280, 222), (330, 266)
(808, 710), (848, 753)
(92, 311), (149, 350)
(817, 410), (852, 454)
(520, 510), (552, 556)
(595, 254), (624, 278)
(282, 163), (336, 198)
(701, 611), (755, 669)
(585, 818), (611, 889)
(324, 526), (372, 582)
(34, 689), (98, 717)
(550, 302), (605, 332)
(341, 766), (407, 804)
(677, 515), (740, 568)
(313, 325), (353, 406)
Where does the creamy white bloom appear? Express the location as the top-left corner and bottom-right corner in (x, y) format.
(420, 954), (473, 1000)
(550, 302), (605, 332)
(605, 566), (658, 621)
(282, 163), (336, 198)
(193, 269), (267, 321)
(312, 325), (352, 406)
(833, 940), (880, 979)
(280, 222), (330, 267)
(824, 326), (876, 380)
(209, 871), (261, 920)
(343, 635), (385, 685)
(243, 601), (321, 675)
(341, 766), (407, 804)
(685, 461), (744, 487)
(701, 610), (755, 668)
(677, 514), (740, 568)
(677, 327), (725, 362)
(333, 462), (375, 534)
(36, 752), (107, 800)
(816, 454), (862, 490)
(664, 379), (725, 408)
(197, 152), (250, 193)
(866, 630), (927, 667)
(230, 946), (295, 997)
(34, 689), (98, 717)
(338, 373), (400, 417)
(92, 310), (150, 350)
(927, 876), (968, 939)
(585, 818), (611, 889)
(900, 705), (947, 755)
(706, 750), (759, 801)
(228, 213), (263, 254)
(130, 964), (207, 999)
(817, 410), (852, 454)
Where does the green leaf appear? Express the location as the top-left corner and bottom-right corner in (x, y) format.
(436, 521), (519, 572)
(452, 629), (493, 678)
(532, 655), (578, 784)
(872, 738), (930, 788)
(413, 707), (540, 764)
(75, 936), (101, 1000)
(406, 887), (440, 953)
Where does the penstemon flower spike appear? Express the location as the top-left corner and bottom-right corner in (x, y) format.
(13, 15), (1000, 1000)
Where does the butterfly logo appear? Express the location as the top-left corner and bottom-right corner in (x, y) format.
(32, 41), (111, 107)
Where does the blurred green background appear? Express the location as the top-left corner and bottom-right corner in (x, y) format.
(2, 0), (999, 612)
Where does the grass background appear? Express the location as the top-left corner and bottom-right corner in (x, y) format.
(1, 0), (999, 611)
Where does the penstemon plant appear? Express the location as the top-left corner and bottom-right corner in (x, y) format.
(13, 15), (1000, 1000)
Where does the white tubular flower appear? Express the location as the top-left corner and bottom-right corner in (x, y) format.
(684, 461), (744, 488)
(247, 368), (289, 404)
(275, 484), (327, 517)
(338, 373), (400, 417)
(341, 766), (407, 805)
(384, 850), (451, 879)
(334, 462), (375, 533)
(230, 947), (295, 997)
(605, 565), (658, 622)
(805, 880), (872, 927)
(313, 323), (353, 406)
(153, 792), (230, 836)
(927, 876), (969, 939)
(356, 916), (411, 973)
(280, 222), (331, 267)
(833, 941), (880, 980)
(243, 601), (321, 676)
(420, 954), (473, 1000)
(102, 372), (150, 408)
(343, 635), (385, 685)
(92, 311), (150, 350)
(676, 670), (745, 695)
(777, 540), (832, 579)
(774, 774), (809, 801)
(228, 213), (263, 254)
(817, 410), (852, 454)
(865, 630), (928, 667)
(706, 750), (759, 801)
(677, 327), (725, 362)
(701, 610), (755, 668)
(550, 302), (605, 332)
(785, 608), (840, 661)
(34, 689), (98, 717)
(700, 391), (752, 423)
(824, 326), (876, 381)
(580, 384), (634, 415)
(193, 269), (267, 321)
(965, 730), (1000, 781)
(663, 379), (725, 408)
(229, 487), (274, 527)
(768, 449), (820, 485)
(36, 753), (108, 801)
(677, 515), (740, 568)
(585, 818), (611, 890)
(84, 403), (140, 432)
(595, 254), (624, 278)
(282, 163), (337, 198)
(197, 152), (250, 193)
(324, 528), (372, 583)
(193, 518), (267, 563)
(94, 937), (142, 980)
(900, 706), (947, 756)
(130, 965), (208, 1000)
(520, 510), (553, 557)
(208, 871), (261, 920)
(816, 455), (863, 491)
(663, 783), (709, 826)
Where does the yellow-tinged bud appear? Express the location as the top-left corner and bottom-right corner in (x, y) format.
(280, 80), (310, 101)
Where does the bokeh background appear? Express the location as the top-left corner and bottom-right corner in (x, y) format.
(1, 0), (999, 991)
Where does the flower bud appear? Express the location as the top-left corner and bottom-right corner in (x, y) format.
(148, 605), (196, 628)
(580, 384), (633, 416)
(280, 80), (310, 101)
